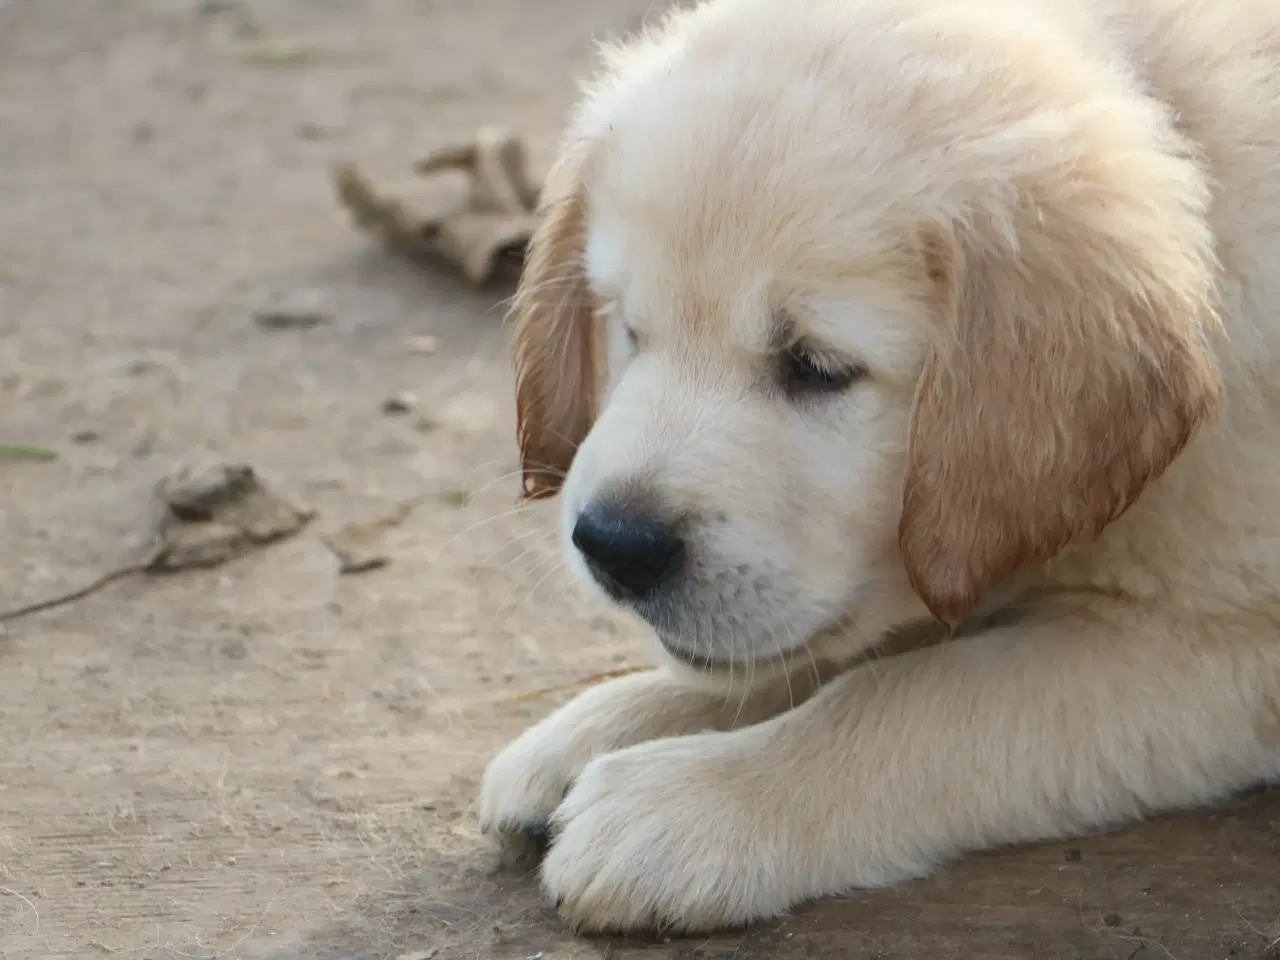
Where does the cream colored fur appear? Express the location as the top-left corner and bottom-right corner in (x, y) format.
(479, 0), (1280, 934)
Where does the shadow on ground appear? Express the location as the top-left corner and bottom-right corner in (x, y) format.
(258, 785), (1280, 960)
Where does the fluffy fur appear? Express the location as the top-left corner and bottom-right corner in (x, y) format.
(480, 0), (1280, 934)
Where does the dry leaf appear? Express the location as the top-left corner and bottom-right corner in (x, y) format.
(504, 666), (648, 703)
(0, 462), (315, 622)
(321, 500), (417, 575)
(150, 521), (246, 571)
(333, 127), (541, 286)
(151, 462), (315, 571)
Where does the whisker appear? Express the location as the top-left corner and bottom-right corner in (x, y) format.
(474, 525), (556, 570)
(502, 549), (567, 616)
(772, 622), (799, 714)
(439, 497), (542, 545)
(802, 639), (823, 693)
(479, 552), (564, 638)
(518, 459), (571, 481)
(493, 535), (561, 581)
(465, 468), (546, 504)
(513, 557), (571, 617)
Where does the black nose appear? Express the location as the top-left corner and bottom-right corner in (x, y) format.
(571, 500), (685, 600)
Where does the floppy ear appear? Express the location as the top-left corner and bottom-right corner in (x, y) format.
(900, 179), (1224, 627)
(511, 145), (602, 500)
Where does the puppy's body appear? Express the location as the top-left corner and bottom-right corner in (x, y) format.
(480, 0), (1280, 934)
(1047, 0), (1280, 612)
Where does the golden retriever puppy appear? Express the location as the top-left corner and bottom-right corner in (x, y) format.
(478, 0), (1280, 935)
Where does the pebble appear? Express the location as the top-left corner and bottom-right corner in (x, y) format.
(405, 335), (440, 355)
(253, 289), (332, 330)
(381, 392), (417, 415)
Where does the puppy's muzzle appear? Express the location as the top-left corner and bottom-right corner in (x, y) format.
(571, 499), (685, 601)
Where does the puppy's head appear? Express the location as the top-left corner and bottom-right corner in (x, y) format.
(513, 1), (1223, 671)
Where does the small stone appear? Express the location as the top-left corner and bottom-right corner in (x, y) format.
(71, 429), (101, 444)
(253, 289), (332, 330)
(406, 335), (440, 355)
(381, 393), (417, 415)
(296, 122), (329, 141)
(321, 501), (415, 575)
(133, 429), (157, 458)
(160, 464), (256, 521)
(196, 0), (237, 15)
(124, 358), (161, 376)
(150, 463), (315, 572)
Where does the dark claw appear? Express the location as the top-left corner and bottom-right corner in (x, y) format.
(494, 818), (551, 846)
(518, 821), (552, 852)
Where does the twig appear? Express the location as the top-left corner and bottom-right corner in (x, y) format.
(1, 885), (41, 934)
(3, 462), (314, 625)
(1104, 933), (1177, 960)
(504, 666), (647, 703)
(1233, 906), (1280, 953)
(0, 561), (154, 624)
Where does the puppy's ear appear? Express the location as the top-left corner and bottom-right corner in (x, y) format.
(900, 173), (1223, 627)
(511, 145), (602, 500)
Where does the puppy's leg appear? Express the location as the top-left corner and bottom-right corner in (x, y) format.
(479, 662), (830, 848)
(543, 602), (1280, 934)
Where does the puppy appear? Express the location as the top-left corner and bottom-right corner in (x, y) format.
(479, 0), (1280, 935)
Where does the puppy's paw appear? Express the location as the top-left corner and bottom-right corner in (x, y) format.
(480, 669), (733, 857)
(478, 725), (586, 854)
(541, 735), (799, 935)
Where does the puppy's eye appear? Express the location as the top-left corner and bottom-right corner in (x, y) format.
(623, 324), (640, 350)
(781, 347), (865, 397)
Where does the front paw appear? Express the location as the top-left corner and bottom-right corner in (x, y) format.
(479, 725), (585, 856)
(479, 669), (711, 855)
(541, 735), (799, 935)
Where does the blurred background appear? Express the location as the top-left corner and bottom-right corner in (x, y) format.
(0, 2), (657, 957)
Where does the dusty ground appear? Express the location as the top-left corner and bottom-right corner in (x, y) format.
(1, 1), (1277, 958)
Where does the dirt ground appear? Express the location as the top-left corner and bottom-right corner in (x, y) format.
(1, 1), (1277, 958)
